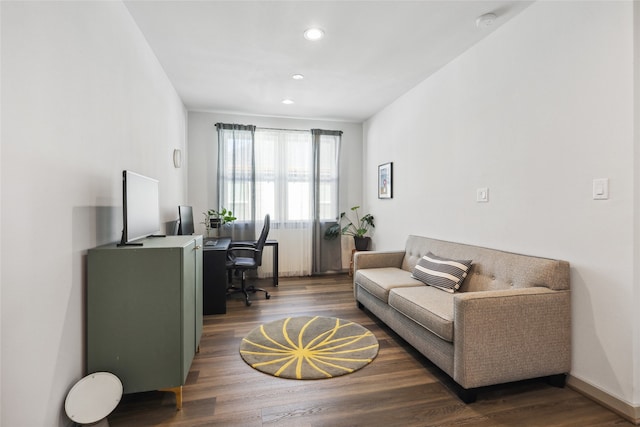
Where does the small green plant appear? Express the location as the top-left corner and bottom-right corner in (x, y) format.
(207, 208), (237, 226)
(202, 207), (237, 234)
(324, 206), (375, 239)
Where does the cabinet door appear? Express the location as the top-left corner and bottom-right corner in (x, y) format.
(88, 246), (183, 393)
(181, 240), (196, 382)
(194, 236), (203, 349)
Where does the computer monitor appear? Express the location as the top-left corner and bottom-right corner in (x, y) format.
(177, 205), (195, 235)
(120, 170), (160, 246)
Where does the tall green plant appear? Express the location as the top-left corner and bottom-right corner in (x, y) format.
(324, 206), (374, 239)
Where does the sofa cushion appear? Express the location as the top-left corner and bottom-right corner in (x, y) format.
(412, 252), (472, 293)
(355, 268), (423, 303)
(389, 286), (455, 342)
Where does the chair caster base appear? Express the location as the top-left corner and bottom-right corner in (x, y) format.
(227, 281), (270, 307)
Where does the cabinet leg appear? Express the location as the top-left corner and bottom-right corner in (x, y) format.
(160, 386), (183, 410)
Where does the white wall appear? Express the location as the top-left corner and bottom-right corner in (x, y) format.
(1, 2), (187, 426)
(634, 0), (640, 408)
(631, 2), (640, 410)
(187, 111), (363, 236)
(364, 0), (637, 408)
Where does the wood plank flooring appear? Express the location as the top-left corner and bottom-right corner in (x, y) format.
(109, 275), (631, 426)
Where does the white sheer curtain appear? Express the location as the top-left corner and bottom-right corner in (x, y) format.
(216, 124), (341, 278)
(254, 128), (313, 277)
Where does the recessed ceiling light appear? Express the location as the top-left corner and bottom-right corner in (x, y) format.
(282, 99), (295, 105)
(304, 28), (324, 41)
(292, 74), (304, 80)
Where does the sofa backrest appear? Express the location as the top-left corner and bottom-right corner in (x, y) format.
(401, 235), (570, 292)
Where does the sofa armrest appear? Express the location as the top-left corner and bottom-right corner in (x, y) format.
(453, 288), (571, 389)
(353, 250), (405, 272)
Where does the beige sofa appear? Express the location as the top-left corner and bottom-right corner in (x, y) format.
(353, 235), (571, 402)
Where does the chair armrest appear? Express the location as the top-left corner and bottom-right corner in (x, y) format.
(453, 288), (571, 389)
(228, 247), (260, 254)
(229, 242), (256, 248)
(353, 250), (405, 273)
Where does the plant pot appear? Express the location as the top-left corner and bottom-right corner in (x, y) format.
(354, 236), (371, 251)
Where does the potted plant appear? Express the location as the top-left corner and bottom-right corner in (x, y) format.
(202, 208), (237, 237)
(324, 205), (375, 250)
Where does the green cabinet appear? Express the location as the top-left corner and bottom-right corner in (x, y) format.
(87, 235), (203, 394)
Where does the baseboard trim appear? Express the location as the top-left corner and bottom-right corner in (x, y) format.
(567, 375), (640, 425)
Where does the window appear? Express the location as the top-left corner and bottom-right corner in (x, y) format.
(314, 132), (341, 221)
(216, 124), (342, 276)
(254, 128), (314, 223)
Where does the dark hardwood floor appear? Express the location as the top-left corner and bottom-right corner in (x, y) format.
(109, 275), (631, 426)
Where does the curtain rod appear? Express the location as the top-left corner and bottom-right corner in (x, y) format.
(258, 126), (309, 132)
(216, 123), (342, 135)
(259, 127), (343, 136)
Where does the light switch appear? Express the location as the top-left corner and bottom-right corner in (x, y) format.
(593, 178), (609, 200)
(476, 187), (489, 202)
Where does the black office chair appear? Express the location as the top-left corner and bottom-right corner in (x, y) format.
(226, 214), (271, 306)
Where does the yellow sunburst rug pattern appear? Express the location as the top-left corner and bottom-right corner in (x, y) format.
(239, 316), (379, 379)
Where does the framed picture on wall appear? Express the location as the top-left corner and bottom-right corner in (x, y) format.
(378, 162), (393, 199)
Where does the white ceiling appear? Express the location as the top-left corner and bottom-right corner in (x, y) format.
(124, 1), (533, 123)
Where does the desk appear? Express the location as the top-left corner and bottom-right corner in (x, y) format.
(202, 238), (278, 315)
(202, 237), (230, 314)
(231, 239), (279, 287)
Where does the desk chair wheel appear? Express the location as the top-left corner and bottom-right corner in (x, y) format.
(266, 292), (271, 299)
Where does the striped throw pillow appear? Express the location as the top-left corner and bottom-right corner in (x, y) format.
(412, 252), (472, 293)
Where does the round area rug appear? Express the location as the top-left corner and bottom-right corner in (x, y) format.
(239, 316), (379, 380)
